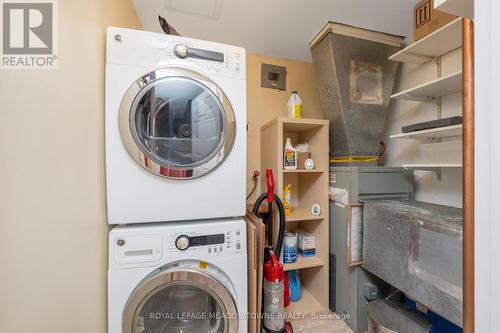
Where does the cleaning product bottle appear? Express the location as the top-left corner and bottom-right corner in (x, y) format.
(284, 138), (297, 170)
(283, 184), (292, 216)
(287, 90), (302, 118)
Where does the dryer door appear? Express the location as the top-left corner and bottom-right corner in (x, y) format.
(119, 67), (236, 179)
(123, 262), (239, 333)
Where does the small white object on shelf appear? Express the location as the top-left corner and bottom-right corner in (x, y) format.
(389, 18), (462, 64)
(311, 203), (321, 216)
(304, 158), (314, 170)
(435, 0), (473, 19)
(390, 124), (463, 140)
(391, 71), (462, 101)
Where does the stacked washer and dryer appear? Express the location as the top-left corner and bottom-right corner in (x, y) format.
(105, 27), (248, 333)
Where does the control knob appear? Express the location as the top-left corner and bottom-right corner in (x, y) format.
(174, 44), (188, 58)
(175, 235), (190, 250)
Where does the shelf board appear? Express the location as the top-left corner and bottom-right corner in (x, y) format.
(391, 71), (462, 101)
(389, 18), (462, 64)
(285, 208), (323, 222)
(390, 124), (463, 140)
(262, 117), (329, 133)
(435, 0), (473, 19)
(403, 163), (462, 169)
(403, 163), (462, 180)
(284, 256), (324, 271)
(286, 287), (324, 315)
(283, 169), (324, 173)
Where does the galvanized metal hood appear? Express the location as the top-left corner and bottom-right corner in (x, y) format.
(310, 22), (403, 158)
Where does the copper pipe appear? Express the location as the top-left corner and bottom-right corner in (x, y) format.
(462, 18), (475, 333)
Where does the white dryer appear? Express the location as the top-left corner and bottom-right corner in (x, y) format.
(105, 27), (246, 224)
(108, 218), (247, 333)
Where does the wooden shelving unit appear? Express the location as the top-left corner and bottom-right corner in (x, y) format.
(389, 18), (462, 64)
(435, 0), (473, 19)
(283, 169), (325, 174)
(284, 287), (324, 316)
(285, 207), (324, 223)
(261, 117), (329, 315)
(284, 256), (324, 271)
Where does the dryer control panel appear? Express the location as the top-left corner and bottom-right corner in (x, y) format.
(106, 27), (245, 79)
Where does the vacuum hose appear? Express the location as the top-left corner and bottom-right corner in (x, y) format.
(252, 193), (286, 258)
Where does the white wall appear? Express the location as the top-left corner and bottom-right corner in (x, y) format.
(382, 43), (463, 208)
(475, 0), (500, 331)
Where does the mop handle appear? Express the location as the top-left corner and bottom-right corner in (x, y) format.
(266, 169), (274, 203)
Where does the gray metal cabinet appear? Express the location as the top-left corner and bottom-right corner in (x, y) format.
(329, 166), (413, 333)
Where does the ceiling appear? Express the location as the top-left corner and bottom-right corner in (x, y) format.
(133, 0), (419, 62)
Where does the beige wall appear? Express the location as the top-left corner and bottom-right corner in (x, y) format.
(0, 1), (141, 333)
(246, 54), (323, 201)
(0, 3), (324, 330)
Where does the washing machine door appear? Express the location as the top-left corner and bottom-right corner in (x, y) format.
(119, 67), (236, 179)
(123, 262), (239, 333)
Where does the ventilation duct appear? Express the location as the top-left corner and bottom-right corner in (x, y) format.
(310, 22), (403, 160)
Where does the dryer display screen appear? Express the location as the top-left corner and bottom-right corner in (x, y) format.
(190, 234), (225, 247)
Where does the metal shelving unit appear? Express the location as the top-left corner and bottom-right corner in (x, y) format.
(389, 18), (464, 180)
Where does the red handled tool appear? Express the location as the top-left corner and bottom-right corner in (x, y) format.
(252, 169), (289, 333)
(266, 169), (275, 203)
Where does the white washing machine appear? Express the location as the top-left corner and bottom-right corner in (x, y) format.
(108, 218), (247, 333)
(105, 27), (246, 224)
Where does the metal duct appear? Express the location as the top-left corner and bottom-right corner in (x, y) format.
(310, 22), (403, 159)
(368, 299), (431, 333)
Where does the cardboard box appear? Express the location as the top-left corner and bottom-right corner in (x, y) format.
(414, 0), (457, 41)
(297, 152), (311, 170)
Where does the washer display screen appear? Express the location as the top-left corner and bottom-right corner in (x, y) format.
(190, 234), (225, 247)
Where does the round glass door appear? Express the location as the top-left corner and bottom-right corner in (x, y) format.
(123, 269), (238, 333)
(119, 68), (236, 179)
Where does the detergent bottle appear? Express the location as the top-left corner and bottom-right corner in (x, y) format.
(287, 90), (302, 118)
(283, 184), (292, 216)
(284, 138), (297, 170)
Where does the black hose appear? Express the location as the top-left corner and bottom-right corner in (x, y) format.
(252, 193), (286, 258)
